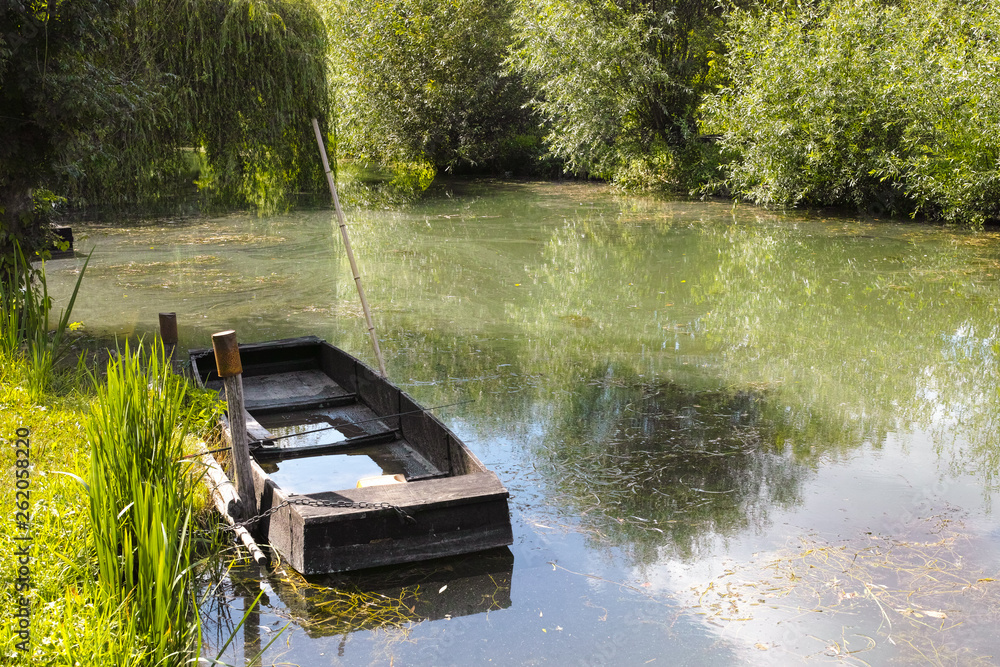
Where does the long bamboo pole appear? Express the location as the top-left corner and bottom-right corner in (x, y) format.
(311, 117), (387, 377)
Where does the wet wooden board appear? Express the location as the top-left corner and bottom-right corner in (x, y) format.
(254, 464), (513, 574)
(237, 370), (353, 412)
(244, 410), (273, 444)
(256, 402), (395, 441)
(252, 429), (401, 461)
(298, 471), (509, 517)
(219, 410), (274, 447)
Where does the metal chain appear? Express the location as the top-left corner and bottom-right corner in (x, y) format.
(225, 496), (416, 531)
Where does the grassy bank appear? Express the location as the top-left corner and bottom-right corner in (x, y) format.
(0, 258), (224, 665)
(0, 359), (142, 664)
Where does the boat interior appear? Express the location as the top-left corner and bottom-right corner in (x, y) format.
(190, 337), (484, 494)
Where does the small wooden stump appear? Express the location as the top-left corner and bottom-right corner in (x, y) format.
(212, 330), (258, 527)
(158, 312), (178, 370)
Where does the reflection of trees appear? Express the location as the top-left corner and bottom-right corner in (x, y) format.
(695, 221), (1000, 487)
(383, 328), (538, 435)
(536, 364), (809, 563)
(502, 207), (721, 389)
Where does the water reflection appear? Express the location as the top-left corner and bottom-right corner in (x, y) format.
(269, 549), (513, 637)
(536, 369), (809, 563)
(696, 220), (1000, 487)
(201, 551), (515, 664)
(45, 181), (1000, 663)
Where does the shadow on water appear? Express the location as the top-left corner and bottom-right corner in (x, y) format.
(270, 548), (513, 637)
(533, 367), (809, 563)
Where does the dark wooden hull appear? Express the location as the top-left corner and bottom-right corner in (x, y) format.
(190, 336), (513, 574)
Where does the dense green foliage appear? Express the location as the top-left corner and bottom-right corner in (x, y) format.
(0, 0), (129, 260)
(124, 0), (330, 211)
(0, 0), (330, 263)
(323, 0), (542, 176)
(510, 0), (727, 188)
(706, 0), (1000, 226)
(317, 0), (1000, 219)
(7, 0), (1000, 227)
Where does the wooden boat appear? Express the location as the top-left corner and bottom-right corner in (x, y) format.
(189, 336), (513, 574)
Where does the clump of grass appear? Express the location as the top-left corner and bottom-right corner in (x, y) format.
(0, 257), (234, 665)
(85, 339), (210, 664)
(0, 242), (90, 399)
(0, 352), (148, 665)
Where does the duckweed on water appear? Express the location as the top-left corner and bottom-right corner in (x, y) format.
(532, 379), (809, 562)
(271, 569), (419, 637)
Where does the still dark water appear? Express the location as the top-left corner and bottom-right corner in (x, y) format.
(47, 181), (1000, 664)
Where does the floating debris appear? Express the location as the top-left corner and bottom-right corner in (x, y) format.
(683, 513), (1000, 663)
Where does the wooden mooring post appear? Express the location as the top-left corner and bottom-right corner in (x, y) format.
(211, 330), (258, 526)
(158, 312), (178, 370)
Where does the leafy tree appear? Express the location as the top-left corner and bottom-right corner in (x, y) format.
(322, 0), (542, 176)
(509, 0), (728, 189)
(142, 0), (331, 210)
(0, 0), (330, 268)
(0, 0), (132, 265)
(706, 0), (1000, 226)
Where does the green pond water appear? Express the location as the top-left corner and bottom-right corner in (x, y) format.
(46, 180), (1000, 664)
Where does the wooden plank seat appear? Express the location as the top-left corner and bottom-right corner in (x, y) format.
(207, 369), (356, 413)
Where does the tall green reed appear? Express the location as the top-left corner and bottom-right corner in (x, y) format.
(0, 242), (90, 396)
(85, 339), (206, 665)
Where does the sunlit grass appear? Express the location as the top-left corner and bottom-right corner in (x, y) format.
(0, 354), (148, 664)
(0, 299), (227, 664)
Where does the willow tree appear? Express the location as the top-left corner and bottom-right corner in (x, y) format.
(321, 0), (542, 176)
(0, 0), (330, 267)
(510, 0), (729, 189)
(126, 0), (330, 211)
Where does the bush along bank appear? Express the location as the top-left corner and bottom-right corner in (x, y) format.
(705, 0), (1000, 227)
